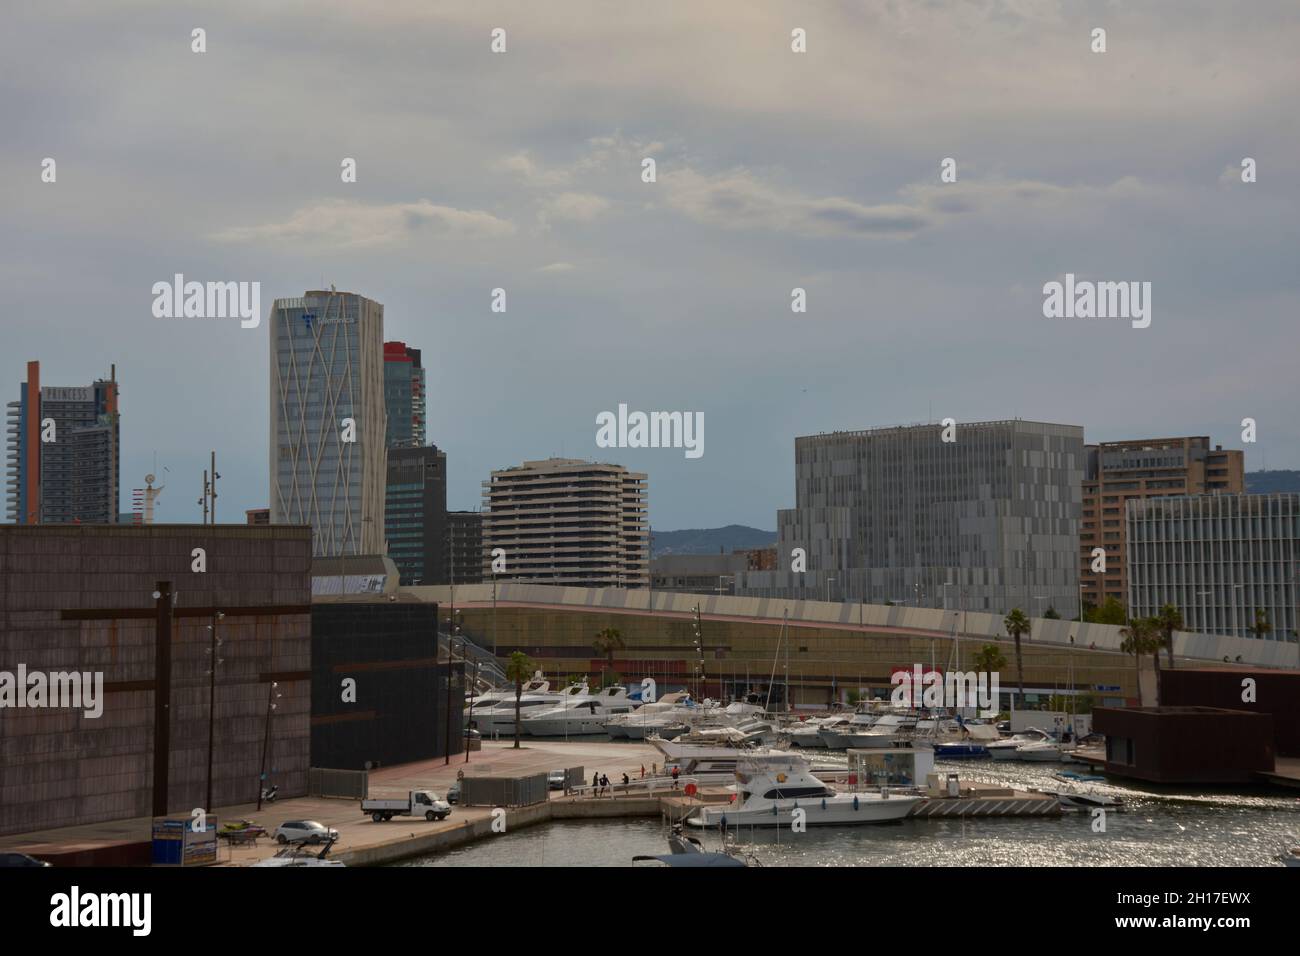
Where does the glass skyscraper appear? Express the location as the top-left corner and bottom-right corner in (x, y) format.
(270, 290), (387, 557)
(5, 360), (120, 524)
(1128, 493), (1300, 641)
(383, 341), (426, 448)
(737, 419), (1085, 617)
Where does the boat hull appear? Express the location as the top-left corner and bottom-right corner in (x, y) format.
(688, 794), (921, 828)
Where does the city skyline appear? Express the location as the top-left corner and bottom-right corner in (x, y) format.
(4, 1), (1298, 531)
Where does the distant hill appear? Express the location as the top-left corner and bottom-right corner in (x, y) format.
(1246, 470), (1300, 494)
(652, 525), (776, 557)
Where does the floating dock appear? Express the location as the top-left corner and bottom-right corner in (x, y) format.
(909, 788), (1061, 818)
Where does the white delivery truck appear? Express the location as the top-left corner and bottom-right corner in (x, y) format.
(361, 790), (451, 823)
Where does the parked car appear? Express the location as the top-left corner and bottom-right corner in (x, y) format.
(0, 852), (51, 867)
(447, 781), (461, 805)
(273, 820), (340, 845)
(547, 770), (567, 790)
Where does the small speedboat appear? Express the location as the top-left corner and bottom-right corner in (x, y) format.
(251, 838), (346, 867)
(633, 828), (747, 867)
(1279, 846), (1300, 868)
(1014, 739), (1064, 762)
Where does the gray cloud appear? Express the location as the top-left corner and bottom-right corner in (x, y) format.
(2, 0), (1297, 531)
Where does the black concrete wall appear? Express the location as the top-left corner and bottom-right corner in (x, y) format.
(311, 602), (463, 769)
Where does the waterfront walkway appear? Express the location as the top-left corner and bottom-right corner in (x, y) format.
(0, 740), (676, 866)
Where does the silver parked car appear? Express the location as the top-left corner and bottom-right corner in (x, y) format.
(274, 820), (340, 845)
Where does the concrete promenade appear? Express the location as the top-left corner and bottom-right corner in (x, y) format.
(0, 740), (693, 866)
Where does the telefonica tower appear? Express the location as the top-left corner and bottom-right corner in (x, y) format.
(270, 289), (387, 557)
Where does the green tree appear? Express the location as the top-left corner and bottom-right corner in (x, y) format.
(593, 627), (625, 666)
(972, 644), (1008, 709)
(1089, 597), (1127, 626)
(504, 652), (536, 750)
(1044, 607), (1061, 620)
(1003, 609), (1031, 704)
(1119, 617), (1159, 706)
(1250, 609), (1272, 639)
(1155, 603), (1184, 670)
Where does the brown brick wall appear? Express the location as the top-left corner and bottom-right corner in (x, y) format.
(0, 525), (312, 837)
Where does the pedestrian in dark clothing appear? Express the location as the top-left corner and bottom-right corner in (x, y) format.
(592, 772), (599, 796)
(600, 773), (609, 797)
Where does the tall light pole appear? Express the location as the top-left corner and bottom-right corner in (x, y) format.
(210, 451), (219, 524)
(256, 681), (281, 810)
(464, 658), (479, 764)
(204, 610), (225, 814)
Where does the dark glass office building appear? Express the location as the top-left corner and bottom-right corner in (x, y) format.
(385, 445), (447, 586)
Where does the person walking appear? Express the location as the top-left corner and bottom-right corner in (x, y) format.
(592, 771), (599, 796)
(600, 773), (609, 797)
(671, 765), (680, 790)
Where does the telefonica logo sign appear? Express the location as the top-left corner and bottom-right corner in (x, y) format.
(151, 274), (261, 329)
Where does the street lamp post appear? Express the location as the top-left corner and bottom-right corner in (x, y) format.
(204, 610), (225, 814)
(465, 659), (479, 764)
(256, 681), (281, 810)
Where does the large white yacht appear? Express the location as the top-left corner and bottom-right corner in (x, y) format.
(521, 685), (637, 737)
(464, 675), (551, 726)
(825, 712), (919, 749)
(471, 681), (583, 737)
(686, 752), (923, 828)
(605, 691), (695, 740)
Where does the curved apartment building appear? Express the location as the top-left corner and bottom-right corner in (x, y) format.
(481, 458), (648, 587)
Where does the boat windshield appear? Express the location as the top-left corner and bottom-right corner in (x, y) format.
(761, 786), (832, 799)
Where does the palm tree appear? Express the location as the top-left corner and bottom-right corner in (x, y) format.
(972, 643), (1008, 710)
(1250, 609), (1272, 639)
(592, 627), (625, 686)
(1155, 603), (1183, 670)
(1003, 608), (1031, 704)
(504, 651), (536, 750)
(1119, 617), (1158, 706)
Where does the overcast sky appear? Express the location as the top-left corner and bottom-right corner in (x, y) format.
(4, 1), (1298, 529)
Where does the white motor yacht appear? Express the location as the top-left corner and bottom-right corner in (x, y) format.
(1015, 738), (1065, 762)
(464, 675), (550, 726)
(986, 727), (1055, 761)
(830, 713), (919, 749)
(471, 681), (580, 737)
(522, 685), (636, 737)
(686, 752), (922, 828)
(605, 691), (695, 740)
(787, 714), (850, 748)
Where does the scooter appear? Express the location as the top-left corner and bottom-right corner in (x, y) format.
(260, 785), (279, 803)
